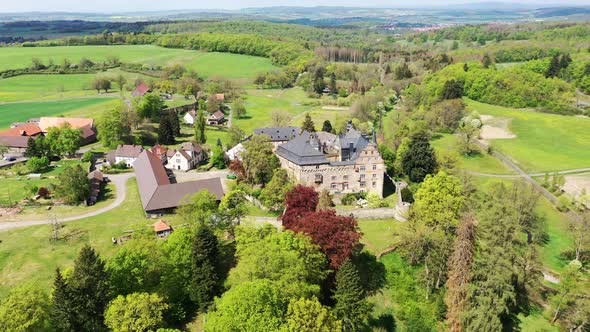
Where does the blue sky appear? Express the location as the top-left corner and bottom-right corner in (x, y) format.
(2, 0), (589, 13)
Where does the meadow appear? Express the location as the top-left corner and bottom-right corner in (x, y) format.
(0, 45), (277, 80)
(0, 98), (118, 129)
(0, 69), (152, 102)
(466, 99), (590, 173)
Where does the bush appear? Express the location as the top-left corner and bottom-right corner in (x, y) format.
(81, 151), (93, 163)
(557, 195), (571, 212)
(400, 187), (414, 203)
(26, 156), (50, 173)
(341, 192), (367, 206)
(367, 192), (388, 208)
(113, 161), (128, 170)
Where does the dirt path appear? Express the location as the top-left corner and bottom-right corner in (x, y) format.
(0, 173), (134, 232)
(468, 168), (590, 178)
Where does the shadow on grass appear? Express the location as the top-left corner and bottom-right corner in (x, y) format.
(368, 313), (396, 332)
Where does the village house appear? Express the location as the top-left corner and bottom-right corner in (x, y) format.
(165, 142), (205, 171)
(254, 126), (300, 149)
(87, 170), (105, 206)
(215, 93), (225, 102)
(273, 123), (385, 197)
(183, 110), (197, 125)
(153, 220), (173, 238)
(131, 82), (151, 97)
(226, 142), (244, 161)
(134, 150), (224, 216)
(207, 111), (225, 126)
(111, 145), (144, 168)
(0, 117), (97, 153)
(150, 144), (169, 163)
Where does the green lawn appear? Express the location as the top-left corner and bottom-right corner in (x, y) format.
(358, 218), (405, 255)
(0, 178), (147, 297)
(0, 69), (152, 103)
(0, 98), (117, 129)
(431, 133), (516, 175)
(466, 99), (590, 172)
(236, 88), (322, 134)
(0, 45), (276, 80)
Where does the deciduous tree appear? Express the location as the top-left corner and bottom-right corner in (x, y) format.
(282, 185), (319, 228)
(285, 297), (342, 332)
(260, 168), (293, 211)
(0, 286), (51, 332)
(178, 190), (218, 225)
(53, 164), (89, 204)
(104, 293), (168, 332)
(241, 134), (280, 185)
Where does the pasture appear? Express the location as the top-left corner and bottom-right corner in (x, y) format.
(0, 98), (117, 129)
(0, 45), (277, 80)
(466, 99), (590, 172)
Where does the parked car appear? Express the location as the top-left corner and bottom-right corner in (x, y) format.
(226, 173), (237, 179)
(3, 156), (16, 162)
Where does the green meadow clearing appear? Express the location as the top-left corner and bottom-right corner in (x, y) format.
(0, 98), (118, 129)
(0, 69), (152, 102)
(466, 99), (590, 172)
(0, 45), (277, 79)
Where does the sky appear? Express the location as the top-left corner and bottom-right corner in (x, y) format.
(1, 0), (589, 13)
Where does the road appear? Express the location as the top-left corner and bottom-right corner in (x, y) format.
(0, 173), (134, 232)
(468, 168), (590, 179)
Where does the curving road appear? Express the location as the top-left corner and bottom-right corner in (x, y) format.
(0, 173), (135, 232)
(468, 168), (590, 179)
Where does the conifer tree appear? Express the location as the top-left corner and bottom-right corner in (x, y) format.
(51, 268), (75, 332)
(445, 215), (476, 332)
(322, 120), (333, 133)
(333, 260), (370, 331)
(302, 113), (316, 132)
(194, 109), (207, 144)
(158, 113), (175, 145)
(67, 245), (111, 332)
(191, 226), (220, 312)
(168, 110), (180, 136)
(481, 53), (493, 68)
(401, 131), (438, 182)
(546, 55), (561, 78)
(329, 72), (337, 95)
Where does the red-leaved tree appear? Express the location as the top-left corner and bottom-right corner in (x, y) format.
(281, 185), (319, 228)
(286, 210), (361, 269)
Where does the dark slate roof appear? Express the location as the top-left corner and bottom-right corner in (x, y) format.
(134, 150), (224, 212)
(254, 127), (300, 142)
(276, 131), (329, 166)
(115, 145), (144, 158)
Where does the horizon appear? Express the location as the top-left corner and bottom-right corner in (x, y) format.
(2, 1), (590, 14)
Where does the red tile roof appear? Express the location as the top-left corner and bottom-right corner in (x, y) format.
(153, 220), (172, 233)
(209, 111), (224, 120)
(0, 123), (43, 137)
(132, 83), (151, 97)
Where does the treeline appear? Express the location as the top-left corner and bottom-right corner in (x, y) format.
(408, 62), (576, 114)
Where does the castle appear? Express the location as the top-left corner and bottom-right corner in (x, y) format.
(267, 123), (385, 197)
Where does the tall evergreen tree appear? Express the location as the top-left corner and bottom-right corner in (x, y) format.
(321, 120), (333, 133)
(445, 215), (476, 332)
(546, 55), (561, 78)
(333, 260), (371, 331)
(191, 226), (220, 312)
(302, 113), (316, 132)
(481, 54), (493, 68)
(67, 245), (111, 332)
(168, 110), (181, 136)
(158, 114), (175, 145)
(401, 131), (438, 182)
(51, 268), (75, 332)
(329, 72), (337, 95)
(194, 109), (207, 144)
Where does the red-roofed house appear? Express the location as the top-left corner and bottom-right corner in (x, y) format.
(132, 83), (151, 97)
(153, 220), (173, 237)
(207, 111), (225, 126)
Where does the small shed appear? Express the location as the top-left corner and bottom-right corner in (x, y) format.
(153, 220), (173, 238)
(207, 111), (225, 126)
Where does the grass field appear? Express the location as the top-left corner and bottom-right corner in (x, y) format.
(466, 99), (590, 172)
(0, 45), (276, 80)
(0, 69), (152, 103)
(0, 178), (145, 297)
(431, 133), (516, 175)
(0, 98), (117, 129)
(358, 218), (405, 254)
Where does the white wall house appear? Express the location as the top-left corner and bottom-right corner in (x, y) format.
(184, 110), (196, 125)
(113, 145), (144, 168)
(166, 150), (193, 171)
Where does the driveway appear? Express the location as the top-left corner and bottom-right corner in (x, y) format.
(0, 173), (135, 232)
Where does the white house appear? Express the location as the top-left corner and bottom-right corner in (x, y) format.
(183, 110), (197, 125)
(165, 142), (205, 171)
(113, 145), (144, 168)
(226, 143), (244, 161)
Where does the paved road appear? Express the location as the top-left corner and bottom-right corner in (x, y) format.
(468, 168), (590, 179)
(0, 173), (134, 232)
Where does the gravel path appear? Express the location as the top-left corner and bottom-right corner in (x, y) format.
(0, 173), (134, 232)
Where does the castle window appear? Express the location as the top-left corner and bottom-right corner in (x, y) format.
(360, 166), (366, 172)
(360, 174), (365, 180)
(360, 181), (366, 188)
(331, 175), (337, 181)
(314, 174), (323, 183)
(343, 175), (349, 180)
(372, 181), (376, 187)
(372, 164), (377, 171)
(343, 182), (349, 189)
(373, 173), (377, 178)
(331, 183), (337, 189)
